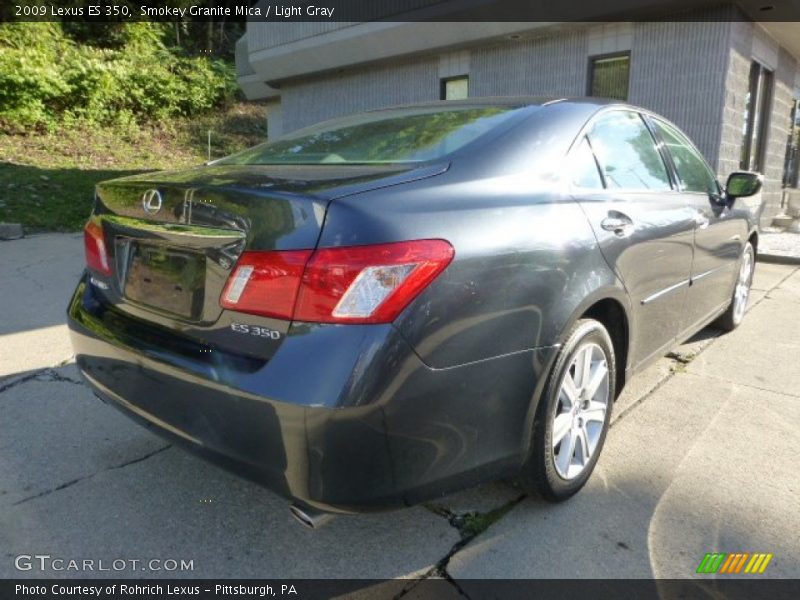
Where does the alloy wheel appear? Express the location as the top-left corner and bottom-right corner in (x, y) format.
(733, 246), (754, 324)
(552, 342), (610, 480)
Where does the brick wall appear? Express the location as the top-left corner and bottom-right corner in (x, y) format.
(719, 21), (799, 227)
(469, 28), (589, 97)
(280, 56), (440, 131)
(628, 19), (732, 169)
(717, 20), (751, 181)
(766, 49), (799, 222)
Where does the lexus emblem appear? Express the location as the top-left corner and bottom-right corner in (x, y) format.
(142, 189), (163, 215)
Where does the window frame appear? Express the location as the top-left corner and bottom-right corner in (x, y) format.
(574, 108), (677, 194)
(740, 61), (774, 172)
(587, 51), (632, 102)
(567, 135), (607, 192)
(782, 97), (799, 188)
(440, 75), (469, 101)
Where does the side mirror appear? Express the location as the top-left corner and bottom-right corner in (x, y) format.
(725, 171), (763, 201)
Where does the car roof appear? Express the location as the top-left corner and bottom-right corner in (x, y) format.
(363, 96), (629, 112)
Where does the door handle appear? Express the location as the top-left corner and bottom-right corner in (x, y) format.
(695, 212), (710, 230)
(601, 213), (634, 237)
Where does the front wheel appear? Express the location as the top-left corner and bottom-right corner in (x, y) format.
(715, 241), (755, 332)
(518, 319), (615, 502)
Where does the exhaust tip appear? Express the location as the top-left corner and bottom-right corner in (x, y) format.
(290, 504), (334, 529)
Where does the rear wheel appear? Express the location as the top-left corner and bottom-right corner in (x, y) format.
(519, 319), (615, 502)
(715, 241), (755, 332)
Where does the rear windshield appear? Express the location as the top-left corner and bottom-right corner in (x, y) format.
(218, 106), (529, 165)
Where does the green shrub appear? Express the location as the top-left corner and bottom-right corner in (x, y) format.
(0, 22), (238, 131)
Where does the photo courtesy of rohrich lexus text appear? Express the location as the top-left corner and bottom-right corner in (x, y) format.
(1, 1), (799, 599)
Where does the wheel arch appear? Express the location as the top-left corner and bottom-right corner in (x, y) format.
(559, 288), (632, 398)
(748, 229), (759, 255)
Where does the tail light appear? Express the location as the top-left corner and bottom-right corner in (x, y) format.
(295, 240), (454, 323)
(220, 250), (313, 320)
(221, 240), (454, 324)
(84, 220), (112, 276)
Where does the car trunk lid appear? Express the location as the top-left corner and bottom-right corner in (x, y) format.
(87, 163), (447, 359)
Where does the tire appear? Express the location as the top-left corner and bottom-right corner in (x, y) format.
(715, 241), (755, 332)
(518, 318), (615, 502)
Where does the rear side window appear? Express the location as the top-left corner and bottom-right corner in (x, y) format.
(652, 119), (719, 195)
(569, 137), (604, 189)
(587, 111), (672, 191)
(219, 106), (529, 165)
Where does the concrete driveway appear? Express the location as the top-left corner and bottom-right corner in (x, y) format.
(1, 234), (798, 587)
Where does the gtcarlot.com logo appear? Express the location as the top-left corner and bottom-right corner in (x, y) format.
(14, 554), (194, 573)
(696, 552), (773, 575)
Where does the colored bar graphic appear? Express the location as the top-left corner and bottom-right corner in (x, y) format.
(719, 554), (736, 573)
(734, 553), (750, 573)
(696, 554), (713, 573)
(746, 554), (763, 573)
(759, 554), (773, 573)
(697, 552), (772, 575)
(697, 553), (726, 573)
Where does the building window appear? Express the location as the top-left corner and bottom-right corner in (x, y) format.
(441, 76), (468, 101)
(783, 98), (799, 188)
(740, 61), (774, 172)
(588, 53), (630, 101)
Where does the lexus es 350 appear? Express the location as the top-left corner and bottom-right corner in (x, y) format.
(68, 98), (763, 518)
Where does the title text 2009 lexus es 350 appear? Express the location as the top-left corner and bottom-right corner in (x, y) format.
(68, 98), (763, 517)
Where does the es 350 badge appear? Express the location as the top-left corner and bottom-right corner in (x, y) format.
(230, 323), (282, 340)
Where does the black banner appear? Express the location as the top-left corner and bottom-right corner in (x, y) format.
(2, 0), (800, 23)
(4, 579), (800, 600)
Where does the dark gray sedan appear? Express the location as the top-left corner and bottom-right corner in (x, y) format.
(68, 98), (762, 523)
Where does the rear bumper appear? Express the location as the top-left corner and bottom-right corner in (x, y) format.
(68, 274), (558, 512)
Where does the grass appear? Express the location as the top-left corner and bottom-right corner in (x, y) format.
(425, 495), (525, 540)
(0, 102), (267, 232)
(458, 500), (522, 538)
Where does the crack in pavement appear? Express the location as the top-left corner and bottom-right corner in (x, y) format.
(613, 334), (725, 427)
(0, 371), (42, 394)
(396, 495), (526, 599)
(0, 365), (82, 394)
(612, 340), (718, 427)
(11, 444), (172, 506)
(5, 249), (80, 275)
(665, 349), (704, 364)
(13, 264), (47, 292)
(392, 551), (471, 599)
(36, 369), (83, 386)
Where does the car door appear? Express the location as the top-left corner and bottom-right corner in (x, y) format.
(648, 117), (745, 334)
(569, 110), (697, 368)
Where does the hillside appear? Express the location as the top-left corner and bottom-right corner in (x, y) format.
(0, 22), (265, 232)
(0, 102), (267, 231)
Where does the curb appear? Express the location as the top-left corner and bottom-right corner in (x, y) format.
(0, 222), (24, 240)
(757, 253), (800, 266)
